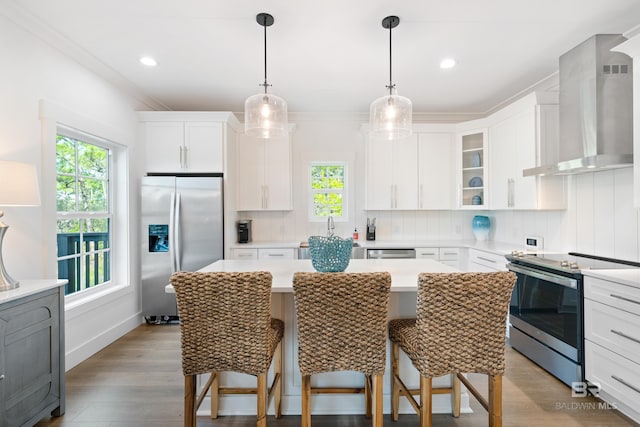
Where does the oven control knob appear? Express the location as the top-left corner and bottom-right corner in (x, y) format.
(570, 262), (580, 270)
(560, 260), (569, 267)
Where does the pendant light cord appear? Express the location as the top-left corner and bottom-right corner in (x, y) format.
(263, 16), (268, 94)
(388, 21), (393, 95)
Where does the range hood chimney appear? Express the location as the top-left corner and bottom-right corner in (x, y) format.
(524, 34), (633, 177)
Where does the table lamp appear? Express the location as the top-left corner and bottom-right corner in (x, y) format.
(0, 161), (41, 291)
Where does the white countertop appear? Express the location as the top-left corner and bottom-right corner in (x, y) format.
(0, 279), (67, 305)
(230, 239), (515, 254)
(165, 258), (459, 293)
(582, 268), (640, 289)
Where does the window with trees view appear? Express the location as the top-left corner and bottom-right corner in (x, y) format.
(56, 130), (111, 295)
(309, 163), (347, 220)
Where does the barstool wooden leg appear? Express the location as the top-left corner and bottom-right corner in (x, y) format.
(257, 373), (267, 427)
(489, 375), (502, 427)
(184, 375), (196, 427)
(372, 374), (383, 427)
(210, 372), (219, 419)
(451, 373), (461, 417)
(274, 342), (283, 418)
(365, 374), (372, 418)
(420, 375), (432, 427)
(301, 375), (312, 427)
(391, 342), (400, 421)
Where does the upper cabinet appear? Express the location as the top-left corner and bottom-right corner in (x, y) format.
(138, 112), (239, 174)
(236, 131), (293, 211)
(365, 134), (418, 210)
(418, 133), (454, 209)
(612, 35), (640, 207)
(487, 93), (566, 210)
(365, 126), (455, 210)
(456, 128), (488, 209)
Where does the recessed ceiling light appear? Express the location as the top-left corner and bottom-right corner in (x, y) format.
(140, 56), (157, 67)
(440, 58), (456, 69)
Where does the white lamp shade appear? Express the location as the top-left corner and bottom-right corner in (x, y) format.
(244, 92), (289, 139)
(0, 161), (41, 206)
(369, 93), (413, 140)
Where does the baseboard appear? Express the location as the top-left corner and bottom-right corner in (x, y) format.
(64, 312), (143, 371)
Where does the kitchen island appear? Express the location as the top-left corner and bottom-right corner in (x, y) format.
(166, 258), (471, 417)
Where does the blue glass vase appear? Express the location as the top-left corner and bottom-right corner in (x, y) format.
(472, 215), (491, 241)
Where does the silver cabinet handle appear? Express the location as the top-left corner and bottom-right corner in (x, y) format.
(390, 185), (394, 209)
(442, 252), (458, 256)
(610, 294), (640, 305)
(179, 145), (184, 169)
(478, 256), (497, 263)
(611, 375), (640, 395)
(267, 253), (284, 257)
(183, 145), (189, 169)
(610, 329), (640, 345)
(507, 178), (515, 208)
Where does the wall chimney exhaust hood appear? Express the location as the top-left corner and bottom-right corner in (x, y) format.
(523, 34), (633, 177)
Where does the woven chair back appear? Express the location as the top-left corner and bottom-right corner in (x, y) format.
(171, 271), (274, 376)
(415, 272), (516, 377)
(293, 272), (392, 376)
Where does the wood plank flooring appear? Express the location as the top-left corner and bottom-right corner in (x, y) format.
(36, 324), (637, 426)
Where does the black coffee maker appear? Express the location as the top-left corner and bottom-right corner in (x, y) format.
(236, 220), (252, 243)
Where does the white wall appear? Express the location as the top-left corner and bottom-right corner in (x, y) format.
(1, 12), (148, 369)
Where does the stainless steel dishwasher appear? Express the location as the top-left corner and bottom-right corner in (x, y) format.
(366, 249), (416, 259)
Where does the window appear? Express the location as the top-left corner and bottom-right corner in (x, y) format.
(309, 163), (347, 220)
(56, 127), (111, 295)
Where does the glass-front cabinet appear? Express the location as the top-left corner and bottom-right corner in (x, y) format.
(457, 129), (488, 208)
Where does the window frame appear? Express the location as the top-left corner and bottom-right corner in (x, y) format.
(56, 126), (113, 296)
(308, 161), (348, 222)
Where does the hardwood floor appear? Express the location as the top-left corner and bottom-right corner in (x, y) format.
(36, 324), (637, 427)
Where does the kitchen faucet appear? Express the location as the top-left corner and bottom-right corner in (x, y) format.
(327, 215), (335, 237)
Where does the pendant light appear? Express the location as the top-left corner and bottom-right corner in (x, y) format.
(244, 13), (289, 139)
(369, 16), (412, 140)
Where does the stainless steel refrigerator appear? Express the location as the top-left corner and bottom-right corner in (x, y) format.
(141, 174), (223, 323)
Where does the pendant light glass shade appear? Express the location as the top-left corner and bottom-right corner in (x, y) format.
(369, 89), (412, 140)
(369, 16), (412, 140)
(244, 92), (288, 139)
(244, 13), (288, 139)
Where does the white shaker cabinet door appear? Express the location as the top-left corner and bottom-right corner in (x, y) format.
(145, 122), (185, 172)
(183, 122), (224, 172)
(418, 133), (454, 209)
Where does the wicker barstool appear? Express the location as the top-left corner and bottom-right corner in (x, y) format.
(388, 272), (516, 427)
(171, 271), (284, 427)
(292, 272), (392, 427)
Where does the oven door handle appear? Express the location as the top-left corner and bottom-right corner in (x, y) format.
(506, 263), (578, 289)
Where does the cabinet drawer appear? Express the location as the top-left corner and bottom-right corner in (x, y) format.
(585, 340), (640, 415)
(257, 248), (296, 260)
(584, 276), (640, 315)
(439, 247), (460, 260)
(467, 249), (506, 271)
(585, 299), (640, 363)
(230, 248), (258, 260)
(415, 247), (438, 259)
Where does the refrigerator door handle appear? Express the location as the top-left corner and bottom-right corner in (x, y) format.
(169, 192), (177, 273)
(175, 192), (182, 272)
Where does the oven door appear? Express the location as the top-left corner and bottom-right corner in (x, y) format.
(507, 263), (581, 362)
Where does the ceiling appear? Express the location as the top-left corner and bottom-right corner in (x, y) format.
(6, 0), (640, 116)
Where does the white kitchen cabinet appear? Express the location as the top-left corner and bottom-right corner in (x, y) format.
(236, 132), (292, 211)
(415, 247), (460, 268)
(229, 248), (258, 260)
(456, 129), (488, 209)
(143, 121), (223, 172)
(138, 111), (238, 174)
(466, 248), (507, 272)
(488, 96), (566, 209)
(584, 275), (640, 423)
(365, 134), (418, 210)
(418, 133), (454, 209)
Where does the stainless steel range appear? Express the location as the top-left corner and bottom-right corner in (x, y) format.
(505, 251), (640, 388)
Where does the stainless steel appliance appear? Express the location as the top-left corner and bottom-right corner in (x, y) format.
(367, 249), (415, 259)
(236, 219), (252, 243)
(506, 251), (639, 387)
(141, 174), (224, 323)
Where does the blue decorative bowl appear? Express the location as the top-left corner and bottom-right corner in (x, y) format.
(472, 215), (491, 241)
(308, 236), (353, 272)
